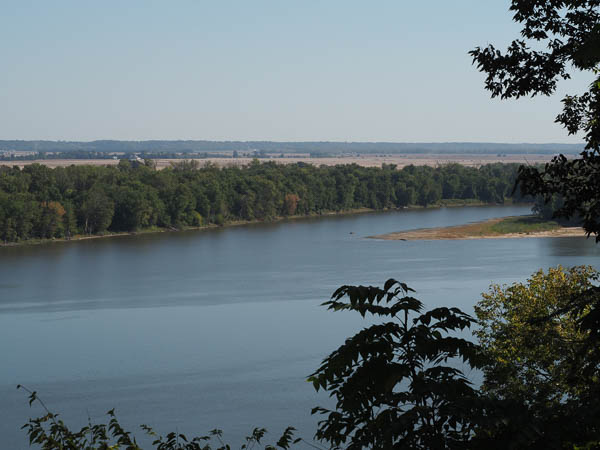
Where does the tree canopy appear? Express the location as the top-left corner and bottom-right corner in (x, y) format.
(471, 0), (600, 240)
(0, 161), (525, 244)
(475, 266), (599, 408)
(471, 4), (600, 445)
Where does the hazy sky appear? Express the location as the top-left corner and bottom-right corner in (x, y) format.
(0, 1), (591, 143)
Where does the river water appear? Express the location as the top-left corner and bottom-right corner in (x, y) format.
(1, 205), (598, 448)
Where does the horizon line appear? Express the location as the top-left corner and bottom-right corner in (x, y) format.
(0, 139), (585, 146)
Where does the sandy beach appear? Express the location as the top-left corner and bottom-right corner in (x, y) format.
(369, 217), (587, 241)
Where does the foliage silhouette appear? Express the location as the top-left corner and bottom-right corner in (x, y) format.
(18, 385), (304, 450)
(308, 277), (600, 449)
(471, 0), (600, 240)
(19, 274), (600, 449)
(307, 279), (485, 449)
(472, 4), (600, 443)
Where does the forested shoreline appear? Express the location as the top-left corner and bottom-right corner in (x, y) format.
(0, 160), (528, 244)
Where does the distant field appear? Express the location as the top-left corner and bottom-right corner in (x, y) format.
(0, 153), (558, 169)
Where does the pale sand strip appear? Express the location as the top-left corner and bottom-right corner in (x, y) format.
(370, 218), (587, 241)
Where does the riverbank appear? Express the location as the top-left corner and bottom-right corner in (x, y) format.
(1, 207), (380, 247)
(0, 201), (520, 248)
(369, 216), (587, 240)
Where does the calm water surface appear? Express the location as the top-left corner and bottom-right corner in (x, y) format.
(1, 205), (599, 448)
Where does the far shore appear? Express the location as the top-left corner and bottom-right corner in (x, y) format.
(1, 201), (527, 248)
(0, 206), (381, 248)
(369, 217), (587, 241)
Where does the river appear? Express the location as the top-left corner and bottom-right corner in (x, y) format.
(1, 205), (599, 448)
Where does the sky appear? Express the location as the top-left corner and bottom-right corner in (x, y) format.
(0, 1), (591, 143)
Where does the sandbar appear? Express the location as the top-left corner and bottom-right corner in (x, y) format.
(369, 217), (587, 241)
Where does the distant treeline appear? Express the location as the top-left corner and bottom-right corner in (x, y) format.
(0, 150), (238, 161)
(0, 140), (584, 155)
(0, 161), (528, 243)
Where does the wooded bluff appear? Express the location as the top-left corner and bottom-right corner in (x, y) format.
(0, 160), (528, 243)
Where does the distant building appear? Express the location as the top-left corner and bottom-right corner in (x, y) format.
(129, 154), (144, 163)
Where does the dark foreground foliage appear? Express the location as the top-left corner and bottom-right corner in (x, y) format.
(18, 386), (303, 450)
(471, 2), (600, 442)
(309, 278), (600, 449)
(307, 280), (482, 449)
(471, 0), (600, 241)
(21, 276), (600, 449)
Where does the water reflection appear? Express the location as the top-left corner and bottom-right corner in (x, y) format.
(545, 236), (600, 256)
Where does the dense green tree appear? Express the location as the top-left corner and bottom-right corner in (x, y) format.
(80, 189), (114, 234)
(36, 201), (66, 239)
(111, 184), (157, 232)
(22, 164), (58, 202)
(417, 177), (442, 206)
(442, 173), (461, 199)
(475, 266), (599, 407)
(10, 193), (37, 240)
(61, 200), (78, 239)
(0, 192), (18, 243)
